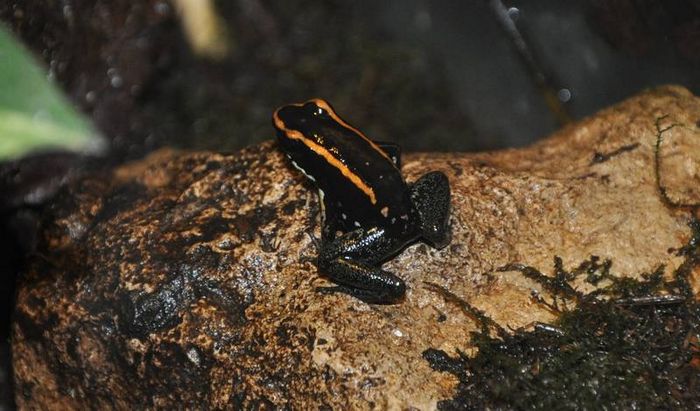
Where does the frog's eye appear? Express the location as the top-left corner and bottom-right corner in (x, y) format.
(303, 102), (326, 117)
(310, 105), (325, 116)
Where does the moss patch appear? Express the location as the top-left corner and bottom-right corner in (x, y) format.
(424, 220), (700, 409)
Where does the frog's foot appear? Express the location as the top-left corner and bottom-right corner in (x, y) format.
(410, 171), (451, 249)
(316, 257), (406, 304)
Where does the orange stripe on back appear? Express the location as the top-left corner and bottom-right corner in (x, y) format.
(310, 99), (394, 164)
(273, 110), (378, 205)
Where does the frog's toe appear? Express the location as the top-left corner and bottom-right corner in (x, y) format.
(425, 225), (451, 249)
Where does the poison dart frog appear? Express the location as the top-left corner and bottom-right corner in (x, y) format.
(273, 99), (451, 304)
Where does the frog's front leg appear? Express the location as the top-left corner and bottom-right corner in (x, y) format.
(317, 228), (406, 304)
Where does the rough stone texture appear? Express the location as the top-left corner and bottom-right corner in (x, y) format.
(12, 86), (700, 409)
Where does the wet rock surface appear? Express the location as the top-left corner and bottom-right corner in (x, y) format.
(12, 86), (700, 409)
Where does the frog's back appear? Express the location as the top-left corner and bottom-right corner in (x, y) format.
(314, 123), (414, 224)
(273, 99), (415, 231)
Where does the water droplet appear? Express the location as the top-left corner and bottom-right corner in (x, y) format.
(107, 68), (123, 88)
(110, 75), (123, 88)
(154, 1), (170, 16)
(62, 5), (73, 20)
(507, 7), (520, 21)
(558, 88), (572, 102)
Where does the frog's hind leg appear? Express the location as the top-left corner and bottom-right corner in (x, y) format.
(315, 258), (406, 304)
(317, 228), (406, 304)
(410, 171), (451, 249)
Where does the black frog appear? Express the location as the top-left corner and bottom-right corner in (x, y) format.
(273, 99), (451, 304)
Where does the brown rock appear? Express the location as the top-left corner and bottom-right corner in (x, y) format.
(12, 86), (700, 409)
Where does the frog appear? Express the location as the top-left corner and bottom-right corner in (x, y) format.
(273, 99), (451, 304)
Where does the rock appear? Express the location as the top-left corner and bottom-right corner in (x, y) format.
(12, 86), (700, 409)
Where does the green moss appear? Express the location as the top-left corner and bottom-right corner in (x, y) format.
(424, 220), (700, 409)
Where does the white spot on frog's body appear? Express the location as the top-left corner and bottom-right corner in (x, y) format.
(291, 160), (316, 182)
(380, 206), (389, 217)
(318, 189), (326, 216)
(400, 214), (409, 220)
(365, 161), (370, 166)
(354, 221), (361, 228)
(342, 213), (347, 220)
(391, 217), (396, 224)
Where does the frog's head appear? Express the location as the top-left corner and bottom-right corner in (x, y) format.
(272, 99), (335, 147)
(272, 99), (337, 178)
(272, 98), (381, 161)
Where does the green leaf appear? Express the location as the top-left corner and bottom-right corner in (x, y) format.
(0, 23), (104, 160)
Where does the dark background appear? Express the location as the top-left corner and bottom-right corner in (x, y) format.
(0, 0), (699, 408)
